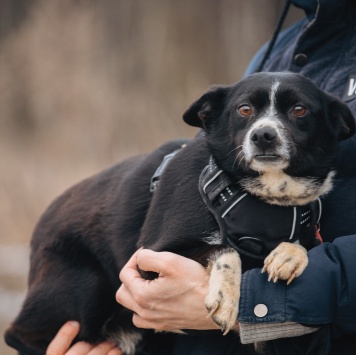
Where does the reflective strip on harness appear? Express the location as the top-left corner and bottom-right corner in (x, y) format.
(222, 193), (248, 218)
(199, 156), (322, 260)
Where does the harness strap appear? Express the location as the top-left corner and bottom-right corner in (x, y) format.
(150, 149), (182, 192)
(256, 0), (292, 72)
(199, 156), (323, 260)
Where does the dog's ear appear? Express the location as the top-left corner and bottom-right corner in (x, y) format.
(328, 98), (356, 140)
(183, 85), (229, 128)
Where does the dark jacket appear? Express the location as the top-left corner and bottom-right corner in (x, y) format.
(172, 0), (356, 354)
(240, 0), (356, 353)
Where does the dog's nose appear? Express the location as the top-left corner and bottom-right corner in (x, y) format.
(251, 127), (277, 146)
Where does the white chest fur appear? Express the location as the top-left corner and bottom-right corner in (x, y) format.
(239, 170), (335, 206)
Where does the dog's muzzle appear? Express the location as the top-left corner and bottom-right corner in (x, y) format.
(243, 118), (289, 170)
(250, 126), (280, 161)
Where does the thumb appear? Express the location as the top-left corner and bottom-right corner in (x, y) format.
(136, 249), (181, 275)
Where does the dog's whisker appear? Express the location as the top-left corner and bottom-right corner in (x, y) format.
(227, 148), (238, 157)
(227, 145), (243, 156)
(234, 151), (244, 163)
(232, 153), (241, 170)
(236, 155), (246, 171)
(233, 152), (246, 171)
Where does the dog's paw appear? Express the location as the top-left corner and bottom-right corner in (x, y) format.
(262, 242), (308, 284)
(205, 250), (241, 335)
(205, 287), (239, 336)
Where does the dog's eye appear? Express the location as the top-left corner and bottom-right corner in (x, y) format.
(238, 105), (252, 117)
(292, 105), (307, 117)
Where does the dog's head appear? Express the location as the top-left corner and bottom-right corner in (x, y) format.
(183, 72), (355, 205)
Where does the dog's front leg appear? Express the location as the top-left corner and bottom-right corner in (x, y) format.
(205, 247), (241, 335)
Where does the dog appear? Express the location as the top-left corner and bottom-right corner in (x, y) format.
(5, 72), (355, 355)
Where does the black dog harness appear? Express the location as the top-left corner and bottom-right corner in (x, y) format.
(199, 156), (323, 263)
(151, 152), (322, 264)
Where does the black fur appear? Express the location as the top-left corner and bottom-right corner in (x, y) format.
(4, 73), (355, 354)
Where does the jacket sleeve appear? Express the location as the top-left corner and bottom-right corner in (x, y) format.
(237, 235), (356, 343)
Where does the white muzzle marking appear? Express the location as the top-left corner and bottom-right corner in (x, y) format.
(242, 117), (290, 172)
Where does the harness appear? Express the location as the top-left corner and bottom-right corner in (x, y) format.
(199, 156), (323, 263)
(151, 152), (322, 265)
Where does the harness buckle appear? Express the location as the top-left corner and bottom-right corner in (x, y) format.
(150, 149), (181, 192)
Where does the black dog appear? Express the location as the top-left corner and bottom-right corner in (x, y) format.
(5, 73), (355, 354)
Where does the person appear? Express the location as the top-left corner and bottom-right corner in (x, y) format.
(48, 0), (356, 353)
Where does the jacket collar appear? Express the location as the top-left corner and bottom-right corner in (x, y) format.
(292, 0), (352, 24)
(291, 0), (317, 18)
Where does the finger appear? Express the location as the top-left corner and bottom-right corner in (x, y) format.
(119, 250), (178, 304)
(46, 321), (80, 355)
(118, 250), (166, 301)
(65, 341), (94, 355)
(119, 249), (143, 284)
(137, 250), (207, 279)
(132, 313), (165, 330)
(136, 249), (180, 274)
(87, 341), (119, 355)
(108, 348), (123, 355)
(115, 284), (140, 313)
(119, 249), (188, 288)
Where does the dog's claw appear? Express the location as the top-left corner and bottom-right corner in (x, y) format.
(220, 321), (227, 335)
(207, 298), (237, 335)
(206, 300), (220, 317)
(211, 316), (228, 334)
(268, 270), (276, 282)
(286, 273), (296, 285)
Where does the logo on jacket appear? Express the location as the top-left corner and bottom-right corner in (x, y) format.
(343, 74), (356, 101)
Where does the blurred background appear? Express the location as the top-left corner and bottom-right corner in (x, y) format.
(0, 1), (303, 353)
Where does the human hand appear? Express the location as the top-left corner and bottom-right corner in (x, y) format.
(46, 321), (122, 355)
(116, 249), (220, 331)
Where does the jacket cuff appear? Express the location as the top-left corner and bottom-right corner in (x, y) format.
(239, 321), (318, 344)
